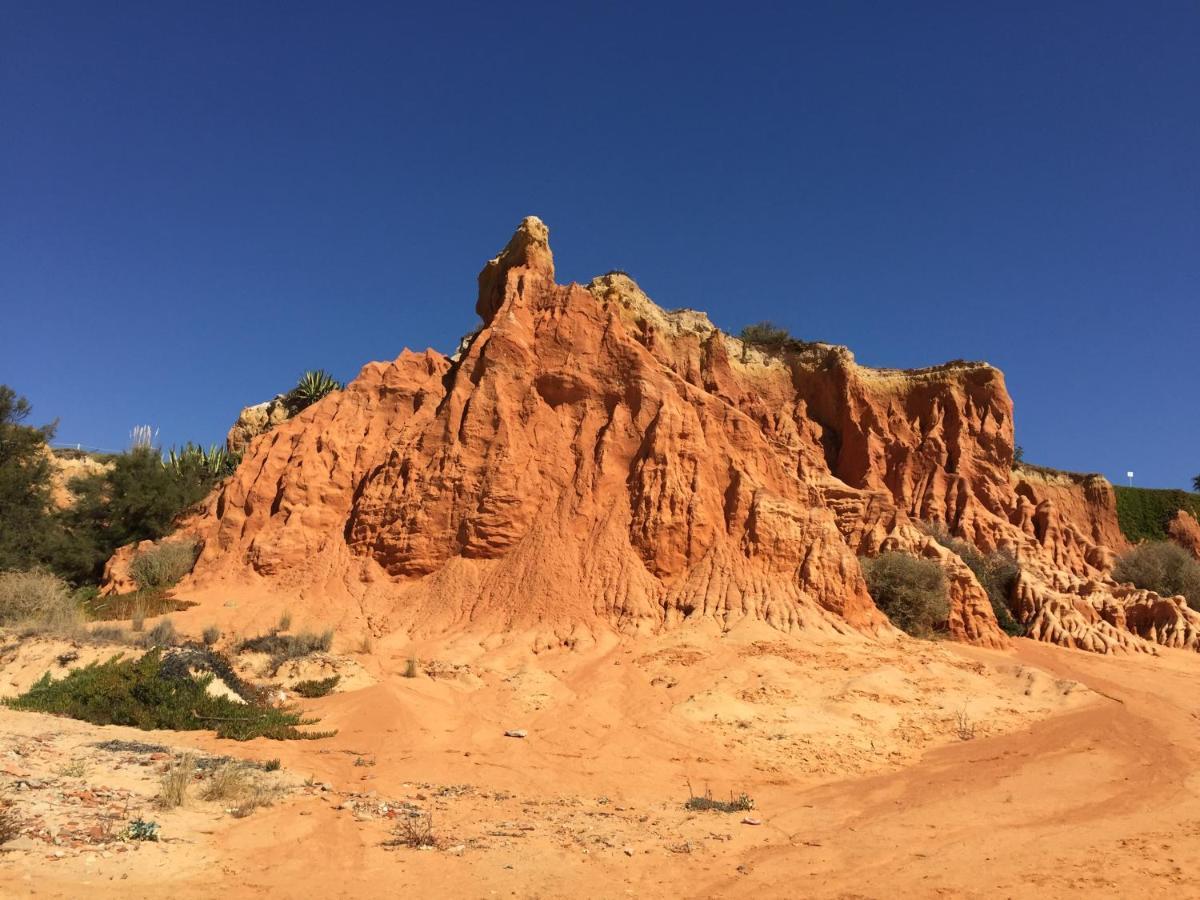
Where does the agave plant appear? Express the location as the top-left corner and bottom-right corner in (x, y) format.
(286, 369), (343, 414)
(164, 443), (240, 480)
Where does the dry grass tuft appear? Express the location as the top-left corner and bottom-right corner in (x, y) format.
(390, 810), (437, 848)
(200, 763), (281, 817)
(157, 753), (196, 809)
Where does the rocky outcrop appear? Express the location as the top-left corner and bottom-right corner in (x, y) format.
(179, 217), (1200, 654)
(1168, 510), (1200, 559)
(225, 396), (292, 455)
(45, 449), (112, 509)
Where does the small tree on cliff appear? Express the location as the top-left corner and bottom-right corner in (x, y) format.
(1193, 473), (1200, 493)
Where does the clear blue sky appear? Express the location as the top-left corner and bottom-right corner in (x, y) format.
(2, 2), (1197, 488)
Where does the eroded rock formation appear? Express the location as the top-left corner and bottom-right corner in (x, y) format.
(181, 217), (1200, 653)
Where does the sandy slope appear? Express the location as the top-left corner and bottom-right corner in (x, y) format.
(0, 628), (1197, 899)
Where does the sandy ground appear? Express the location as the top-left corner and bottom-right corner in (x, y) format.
(0, 622), (1197, 898)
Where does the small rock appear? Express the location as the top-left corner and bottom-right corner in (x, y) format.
(623, 846), (634, 857)
(504, 729), (527, 739)
(741, 817), (762, 826)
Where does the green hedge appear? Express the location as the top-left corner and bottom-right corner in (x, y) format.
(1113, 486), (1200, 543)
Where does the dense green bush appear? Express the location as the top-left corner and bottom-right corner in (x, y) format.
(1112, 541), (1200, 611)
(6, 649), (333, 741)
(292, 675), (340, 698)
(925, 526), (1025, 637)
(1113, 485), (1200, 543)
(129, 539), (199, 592)
(0, 386), (58, 572)
(54, 447), (218, 585)
(738, 321), (793, 353)
(859, 552), (950, 638)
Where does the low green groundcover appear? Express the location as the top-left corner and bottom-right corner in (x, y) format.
(6, 649), (333, 741)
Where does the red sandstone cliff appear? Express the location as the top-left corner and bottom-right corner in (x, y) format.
(182, 218), (1200, 653)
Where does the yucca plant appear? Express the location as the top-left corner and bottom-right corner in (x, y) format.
(286, 369), (343, 414)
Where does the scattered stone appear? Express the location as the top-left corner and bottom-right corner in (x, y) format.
(741, 817), (762, 826)
(504, 730), (527, 739)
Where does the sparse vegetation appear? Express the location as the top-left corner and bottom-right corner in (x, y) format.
(684, 782), (755, 813)
(239, 629), (334, 672)
(263, 758), (282, 772)
(859, 552), (950, 638)
(6, 649), (334, 741)
(390, 810), (437, 848)
(1112, 541), (1200, 611)
(157, 753), (196, 809)
(202, 624), (221, 646)
(140, 617), (179, 648)
(129, 539), (198, 592)
(0, 795), (18, 845)
(954, 706), (976, 741)
(122, 818), (160, 841)
(403, 655), (419, 678)
(278, 610), (292, 632)
(925, 525), (1025, 637)
(201, 762), (281, 817)
(285, 370), (344, 415)
(1113, 485), (1200, 543)
(293, 675), (340, 698)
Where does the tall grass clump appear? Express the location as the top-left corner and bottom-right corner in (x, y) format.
(859, 552), (949, 638)
(157, 753), (196, 809)
(129, 539), (198, 592)
(0, 570), (85, 633)
(1113, 541), (1200, 611)
(239, 629), (334, 672)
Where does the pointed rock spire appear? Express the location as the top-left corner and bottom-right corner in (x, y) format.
(476, 216), (555, 323)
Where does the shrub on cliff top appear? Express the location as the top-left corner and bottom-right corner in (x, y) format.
(859, 552), (949, 638)
(1113, 541), (1200, 611)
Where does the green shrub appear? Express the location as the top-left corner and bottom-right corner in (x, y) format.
(129, 540), (198, 592)
(53, 447), (217, 585)
(684, 784), (755, 813)
(925, 526), (1025, 637)
(739, 321), (792, 352)
(202, 625), (221, 646)
(1112, 541), (1200, 611)
(292, 676), (339, 698)
(0, 386), (58, 573)
(0, 570), (84, 630)
(285, 370), (343, 415)
(7, 650), (334, 741)
(1113, 486), (1200, 543)
(860, 552), (949, 638)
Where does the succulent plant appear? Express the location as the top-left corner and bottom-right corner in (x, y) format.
(286, 369), (343, 414)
